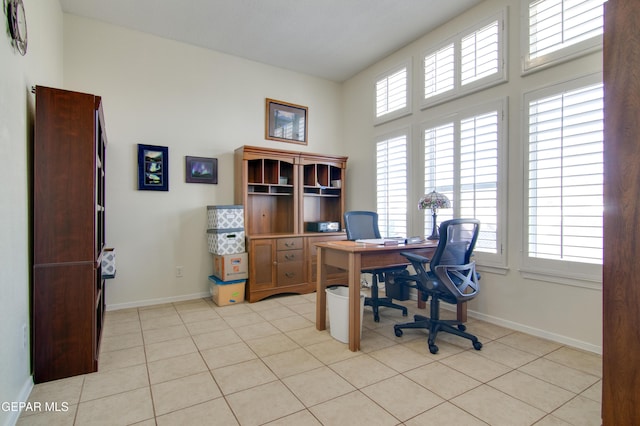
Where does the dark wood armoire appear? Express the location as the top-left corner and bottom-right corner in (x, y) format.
(32, 86), (108, 383)
(603, 0), (640, 424)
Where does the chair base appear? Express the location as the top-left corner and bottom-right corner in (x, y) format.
(394, 314), (482, 354)
(363, 266), (408, 322)
(365, 297), (408, 322)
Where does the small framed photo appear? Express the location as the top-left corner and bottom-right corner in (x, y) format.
(137, 144), (169, 191)
(185, 156), (218, 184)
(265, 98), (308, 145)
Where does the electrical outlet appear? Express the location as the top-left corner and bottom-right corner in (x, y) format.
(176, 266), (184, 277)
(22, 323), (27, 349)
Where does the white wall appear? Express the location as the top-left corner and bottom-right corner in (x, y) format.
(62, 15), (343, 308)
(342, 0), (603, 352)
(0, 1), (64, 424)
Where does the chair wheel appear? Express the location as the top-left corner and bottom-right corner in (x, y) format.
(394, 326), (403, 337)
(402, 310), (408, 317)
(473, 341), (483, 350)
(457, 324), (466, 332)
(374, 314), (380, 322)
(429, 344), (439, 354)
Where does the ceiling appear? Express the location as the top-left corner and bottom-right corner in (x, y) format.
(58, 0), (482, 82)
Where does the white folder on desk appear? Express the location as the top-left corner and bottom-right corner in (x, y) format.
(355, 238), (399, 245)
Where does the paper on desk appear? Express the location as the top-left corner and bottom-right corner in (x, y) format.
(355, 238), (400, 245)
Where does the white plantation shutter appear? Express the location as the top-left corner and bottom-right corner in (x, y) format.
(424, 123), (455, 228)
(424, 44), (455, 100)
(526, 79), (603, 265)
(423, 102), (504, 263)
(376, 134), (408, 237)
(375, 61), (411, 124)
(461, 21), (500, 86)
(460, 112), (499, 253)
(421, 10), (506, 108)
(524, 0), (605, 72)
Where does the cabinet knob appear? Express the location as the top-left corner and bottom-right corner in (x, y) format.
(285, 272), (295, 278)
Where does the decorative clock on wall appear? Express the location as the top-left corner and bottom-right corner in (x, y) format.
(7, 0), (27, 56)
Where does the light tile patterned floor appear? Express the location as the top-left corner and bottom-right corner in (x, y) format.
(18, 293), (602, 425)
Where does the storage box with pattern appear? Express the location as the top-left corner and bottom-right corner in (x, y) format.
(207, 228), (245, 255)
(207, 205), (244, 229)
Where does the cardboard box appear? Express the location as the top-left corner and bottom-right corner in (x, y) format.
(207, 205), (244, 229)
(208, 275), (246, 306)
(207, 228), (245, 255)
(213, 253), (248, 281)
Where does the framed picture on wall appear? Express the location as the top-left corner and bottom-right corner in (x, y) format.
(185, 156), (218, 184)
(137, 144), (169, 191)
(265, 98), (308, 145)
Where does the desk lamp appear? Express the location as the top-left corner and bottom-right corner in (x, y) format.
(418, 190), (451, 240)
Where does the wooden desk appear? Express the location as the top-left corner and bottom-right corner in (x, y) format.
(315, 240), (440, 351)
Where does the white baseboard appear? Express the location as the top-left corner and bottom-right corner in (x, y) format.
(467, 308), (602, 355)
(408, 290), (602, 355)
(3, 376), (34, 426)
(106, 291), (210, 311)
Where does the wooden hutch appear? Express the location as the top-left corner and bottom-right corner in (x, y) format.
(234, 145), (348, 302)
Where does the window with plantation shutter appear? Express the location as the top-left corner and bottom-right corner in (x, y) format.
(374, 60), (412, 125)
(459, 112), (499, 254)
(461, 20), (500, 86)
(424, 44), (455, 100)
(523, 0), (606, 74)
(424, 123), (455, 226)
(422, 10), (506, 109)
(523, 73), (603, 286)
(423, 100), (505, 266)
(376, 132), (408, 238)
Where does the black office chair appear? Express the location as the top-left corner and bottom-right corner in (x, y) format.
(394, 218), (482, 354)
(344, 211), (408, 322)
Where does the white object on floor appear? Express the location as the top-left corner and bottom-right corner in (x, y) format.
(326, 286), (365, 344)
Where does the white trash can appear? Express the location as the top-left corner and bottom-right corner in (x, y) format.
(325, 286), (365, 344)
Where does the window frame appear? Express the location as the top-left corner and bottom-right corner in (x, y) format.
(521, 0), (605, 75)
(420, 9), (507, 110)
(521, 72), (603, 288)
(419, 98), (508, 269)
(373, 59), (413, 126)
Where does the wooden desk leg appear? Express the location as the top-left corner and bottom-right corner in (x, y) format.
(417, 291), (425, 309)
(348, 253), (362, 352)
(316, 247), (327, 331)
(457, 302), (467, 322)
